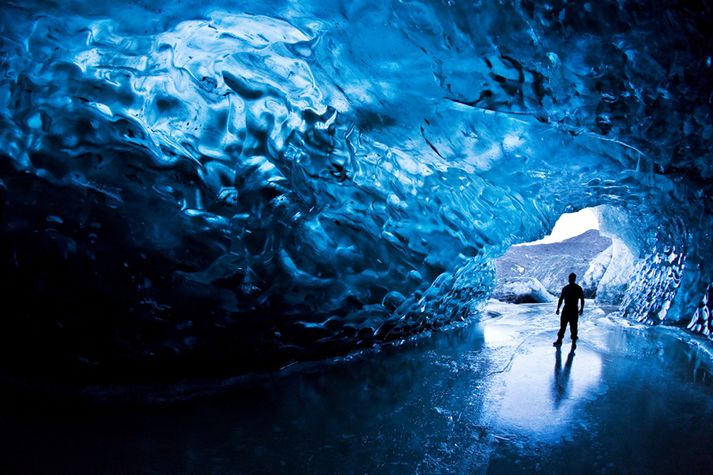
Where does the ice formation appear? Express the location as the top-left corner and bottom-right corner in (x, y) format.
(491, 277), (554, 304)
(0, 0), (711, 379)
(590, 237), (637, 304)
(582, 246), (612, 297)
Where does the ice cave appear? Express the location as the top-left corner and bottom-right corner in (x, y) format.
(1, 0), (712, 473)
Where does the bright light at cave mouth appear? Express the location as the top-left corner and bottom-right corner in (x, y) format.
(519, 208), (601, 246)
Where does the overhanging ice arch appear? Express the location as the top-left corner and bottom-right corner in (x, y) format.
(0, 0), (711, 381)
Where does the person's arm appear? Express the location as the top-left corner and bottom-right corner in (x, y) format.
(579, 288), (584, 315)
(556, 292), (563, 314)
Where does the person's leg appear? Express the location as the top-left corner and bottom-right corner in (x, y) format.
(570, 315), (578, 341)
(556, 313), (567, 341)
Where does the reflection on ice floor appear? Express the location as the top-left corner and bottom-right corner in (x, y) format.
(3, 301), (713, 473)
(492, 341), (602, 437)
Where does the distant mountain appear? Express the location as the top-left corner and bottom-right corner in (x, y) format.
(494, 229), (612, 303)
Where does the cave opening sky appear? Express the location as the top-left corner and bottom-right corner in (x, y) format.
(520, 208), (601, 246)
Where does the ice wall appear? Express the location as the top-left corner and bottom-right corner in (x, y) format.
(1, 0), (712, 379)
(586, 237), (636, 305)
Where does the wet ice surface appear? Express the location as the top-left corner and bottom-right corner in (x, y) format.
(3, 302), (713, 474)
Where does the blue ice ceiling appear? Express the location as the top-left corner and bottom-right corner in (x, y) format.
(0, 0), (712, 379)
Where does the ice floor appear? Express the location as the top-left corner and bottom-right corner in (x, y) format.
(3, 302), (713, 474)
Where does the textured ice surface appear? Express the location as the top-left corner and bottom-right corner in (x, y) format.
(1, 0), (712, 378)
(491, 276), (554, 304)
(3, 302), (713, 473)
(593, 237), (637, 304)
(583, 245), (612, 295)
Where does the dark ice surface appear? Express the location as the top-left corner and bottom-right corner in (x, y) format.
(2, 302), (713, 474)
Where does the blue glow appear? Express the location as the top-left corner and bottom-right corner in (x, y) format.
(0, 0), (712, 378)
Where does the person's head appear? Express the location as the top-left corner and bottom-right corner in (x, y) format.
(568, 273), (576, 284)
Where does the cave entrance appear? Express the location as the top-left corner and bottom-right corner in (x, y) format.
(492, 207), (635, 305)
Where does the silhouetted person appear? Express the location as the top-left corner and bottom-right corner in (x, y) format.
(552, 346), (576, 409)
(553, 272), (584, 347)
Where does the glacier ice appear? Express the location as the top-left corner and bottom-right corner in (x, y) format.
(491, 277), (555, 304)
(0, 0), (712, 379)
(582, 245), (612, 297)
(592, 237), (637, 305)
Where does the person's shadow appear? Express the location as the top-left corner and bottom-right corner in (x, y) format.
(552, 345), (576, 409)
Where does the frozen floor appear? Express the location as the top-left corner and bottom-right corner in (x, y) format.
(3, 302), (713, 474)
